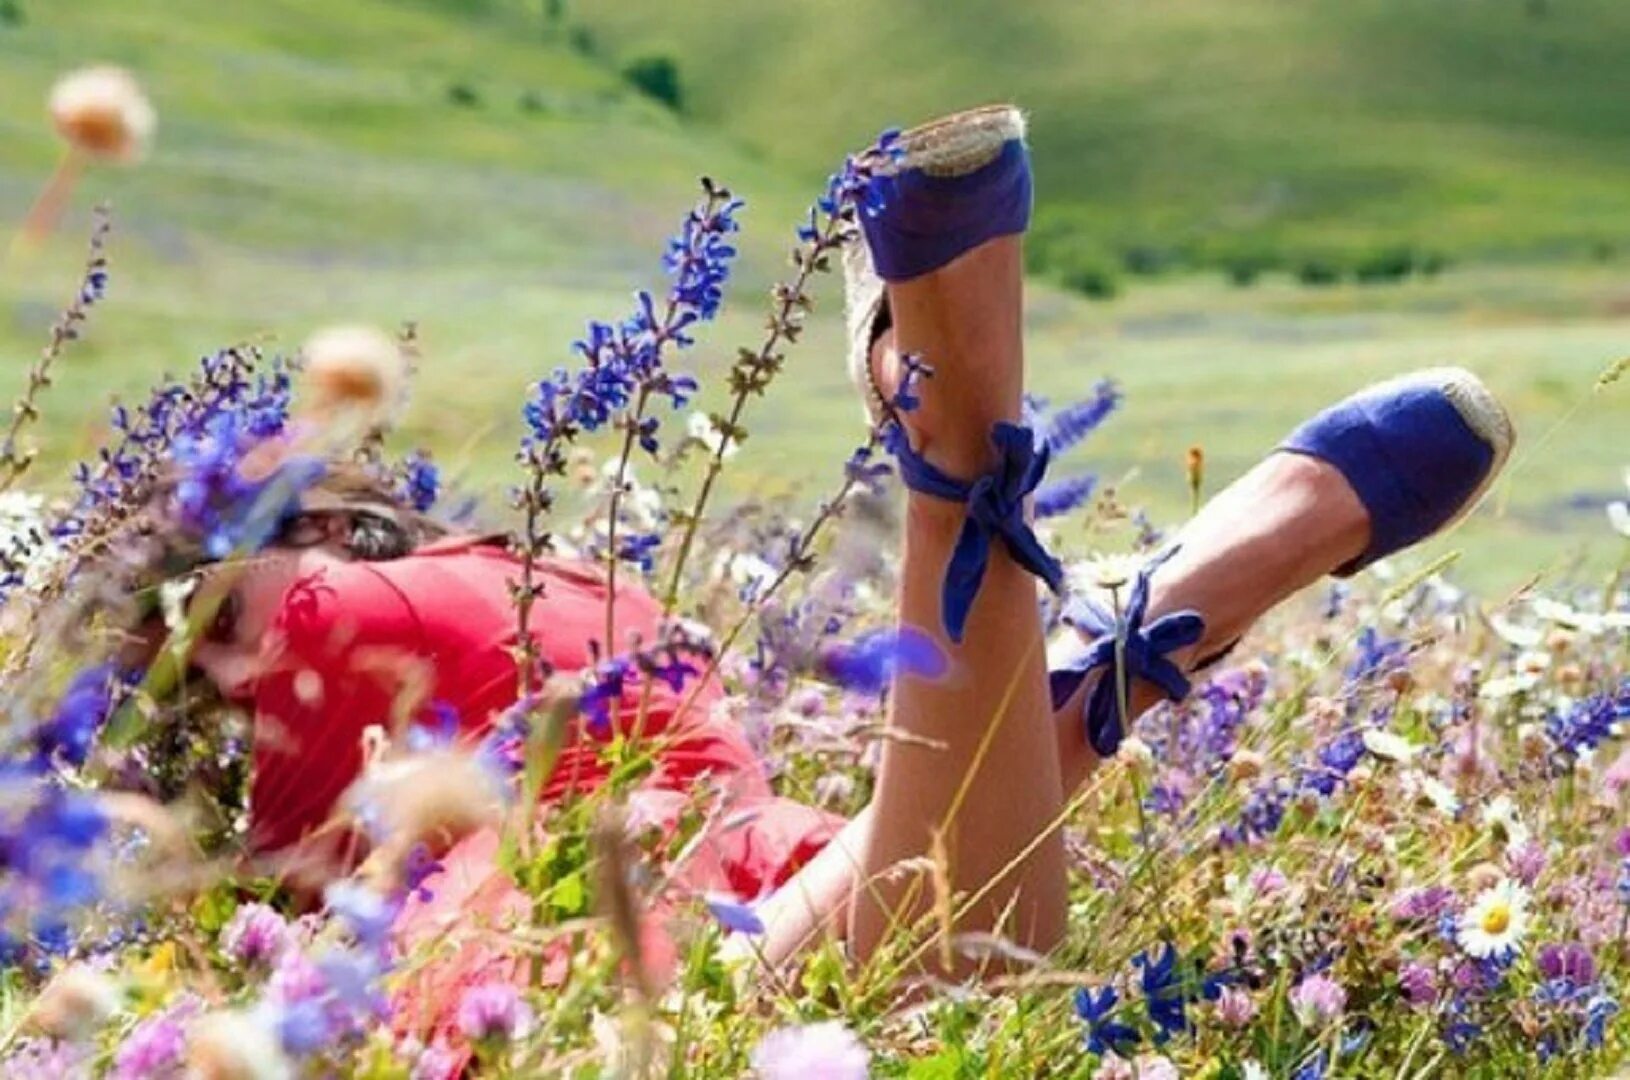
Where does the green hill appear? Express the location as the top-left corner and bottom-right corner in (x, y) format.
(577, 0), (1630, 276)
(0, 0), (1623, 595)
(0, 0), (812, 476)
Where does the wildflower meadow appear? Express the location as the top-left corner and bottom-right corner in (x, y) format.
(2, 7), (1630, 1080)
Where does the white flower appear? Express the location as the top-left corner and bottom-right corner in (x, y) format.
(1069, 553), (1145, 593)
(1479, 672), (1540, 701)
(49, 65), (156, 162)
(688, 411), (739, 459)
(187, 1007), (294, 1080)
(1531, 596), (1630, 636)
(1413, 773), (1461, 816)
(1487, 613), (1544, 649)
(1362, 728), (1419, 762)
(1480, 794), (1531, 848)
(1607, 468), (1630, 538)
(1241, 1062), (1269, 1080)
(1457, 878), (1531, 958)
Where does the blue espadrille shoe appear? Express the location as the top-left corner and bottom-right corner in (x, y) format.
(1281, 366), (1515, 575)
(1049, 367), (1515, 757)
(844, 105), (1030, 425)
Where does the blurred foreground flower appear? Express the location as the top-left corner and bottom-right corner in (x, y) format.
(16, 66), (154, 252)
(186, 1008), (294, 1080)
(751, 1021), (869, 1080)
(301, 324), (406, 427)
(24, 964), (120, 1040)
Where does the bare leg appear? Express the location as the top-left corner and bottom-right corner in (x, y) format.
(845, 235), (1068, 967)
(753, 337), (1371, 966)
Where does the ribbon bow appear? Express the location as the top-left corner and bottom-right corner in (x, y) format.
(890, 421), (1064, 643)
(1048, 548), (1205, 757)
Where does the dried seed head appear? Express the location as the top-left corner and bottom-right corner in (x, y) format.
(26, 964), (120, 1040)
(49, 66), (156, 162)
(300, 325), (405, 424)
(343, 748), (506, 855)
(186, 1009), (294, 1080)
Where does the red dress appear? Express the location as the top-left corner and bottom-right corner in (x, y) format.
(246, 537), (840, 1035)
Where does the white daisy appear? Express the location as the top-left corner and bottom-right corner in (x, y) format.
(1362, 728), (1419, 763)
(1457, 878), (1531, 958)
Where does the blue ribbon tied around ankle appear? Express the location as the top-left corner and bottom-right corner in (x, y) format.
(889, 420), (1064, 643)
(1047, 548), (1205, 758)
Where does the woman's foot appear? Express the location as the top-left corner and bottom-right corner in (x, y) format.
(843, 105), (1030, 447)
(1051, 368), (1515, 763)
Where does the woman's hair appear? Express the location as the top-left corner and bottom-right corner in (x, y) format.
(272, 461), (449, 562)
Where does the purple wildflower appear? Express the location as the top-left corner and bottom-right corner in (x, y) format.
(1034, 473), (1098, 520)
(1038, 380), (1121, 455)
(704, 894), (765, 935)
(221, 902), (291, 969)
(751, 1021), (870, 1080)
(455, 982), (533, 1046)
(1289, 972), (1347, 1028)
(110, 994), (201, 1079)
(818, 627), (947, 695)
(1398, 961), (1438, 1007)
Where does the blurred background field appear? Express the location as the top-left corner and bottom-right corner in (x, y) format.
(0, 0), (1625, 593)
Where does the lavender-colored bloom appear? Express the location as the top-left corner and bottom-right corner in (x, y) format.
(221, 902), (292, 968)
(704, 894), (765, 935)
(35, 663), (126, 768)
(1537, 942), (1596, 986)
(750, 1021), (870, 1080)
(396, 450), (439, 512)
(1289, 972), (1347, 1028)
(1546, 683), (1629, 767)
(1035, 473), (1099, 520)
(1398, 961), (1438, 1007)
(0, 1036), (89, 1080)
(1507, 841), (1547, 887)
(170, 411), (322, 559)
(110, 994), (201, 1079)
(1214, 986), (1257, 1027)
(455, 982), (533, 1046)
(1346, 627), (1408, 684)
(1390, 885), (1456, 922)
(818, 627), (947, 695)
(323, 883), (395, 948)
(412, 1039), (461, 1080)
(1039, 380), (1121, 455)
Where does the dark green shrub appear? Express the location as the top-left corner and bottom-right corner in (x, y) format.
(1219, 251), (1279, 288)
(0, 1), (23, 26)
(1063, 266), (1119, 300)
(518, 90), (548, 114)
(1119, 244), (1178, 277)
(446, 82), (482, 108)
(568, 26), (597, 56)
(621, 54), (683, 111)
(1355, 246), (1417, 284)
(1296, 258), (1342, 287)
(1417, 250), (1450, 277)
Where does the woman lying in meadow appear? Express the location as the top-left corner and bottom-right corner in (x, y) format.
(8, 105), (1525, 1071)
(107, 105), (1513, 997)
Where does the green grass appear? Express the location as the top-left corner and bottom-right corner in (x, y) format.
(0, 0), (1624, 597)
(577, 0), (1630, 264)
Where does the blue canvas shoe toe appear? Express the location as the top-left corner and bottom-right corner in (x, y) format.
(845, 105), (1031, 424)
(1281, 366), (1515, 575)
